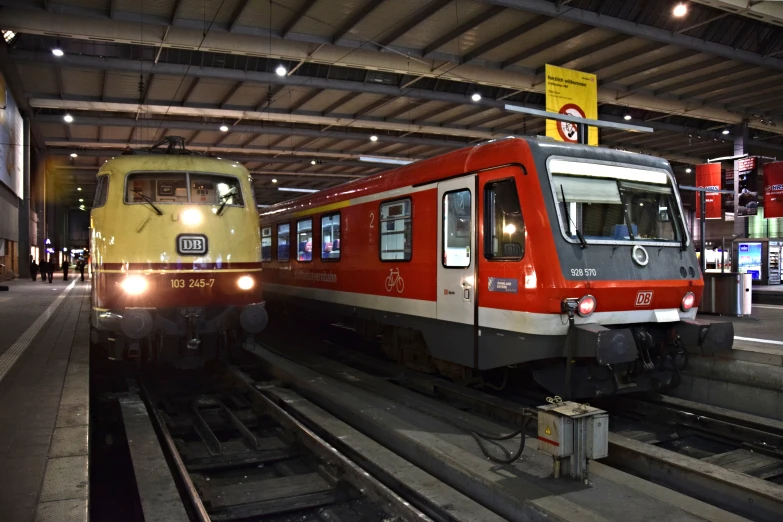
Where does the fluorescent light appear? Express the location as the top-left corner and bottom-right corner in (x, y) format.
(623, 114), (632, 121)
(63, 114), (74, 123)
(52, 48), (64, 57)
(673, 3), (687, 17)
(278, 187), (320, 193)
(359, 156), (414, 165)
(70, 153), (78, 158)
(275, 64), (287, 76)
(471, 93), (482, 102)
(722, 128), (730, 135)
(370, 135), (378, 142)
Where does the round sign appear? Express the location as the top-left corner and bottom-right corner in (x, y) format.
(557, 103), (586, 143)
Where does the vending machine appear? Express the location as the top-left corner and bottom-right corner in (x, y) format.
(769, 242), (781, 285)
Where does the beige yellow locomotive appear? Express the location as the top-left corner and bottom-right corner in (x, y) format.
(89, 137), (267, 367)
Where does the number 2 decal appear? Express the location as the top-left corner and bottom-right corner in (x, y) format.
(369, 212), (375, 228)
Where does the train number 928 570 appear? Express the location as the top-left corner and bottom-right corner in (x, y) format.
(571, 268), (597, 277)
(171, 278), (215, 289)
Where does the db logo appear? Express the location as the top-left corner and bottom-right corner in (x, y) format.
(177, 234), (208, 255)
(635, 291), (653, 307)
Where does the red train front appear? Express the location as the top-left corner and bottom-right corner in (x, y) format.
(259, 137), (733, 397)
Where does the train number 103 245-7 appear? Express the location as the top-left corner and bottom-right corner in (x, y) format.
(171, 278), (215, 289)
(571, 268), (597, 277)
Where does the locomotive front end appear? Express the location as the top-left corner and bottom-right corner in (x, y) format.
(530, 147), (733, 397)
(90, 139), (267, 366)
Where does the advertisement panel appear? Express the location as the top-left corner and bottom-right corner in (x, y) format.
(695, 163), (722, 219)
(545, 64), (598, 146)
(738, 242), (763, 280)
(0, 72), (23, 198)
(736, 156), (759, 217)
(764, 161), (783, 219)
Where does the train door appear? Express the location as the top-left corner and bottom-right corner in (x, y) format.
(436, 176), (476, 328)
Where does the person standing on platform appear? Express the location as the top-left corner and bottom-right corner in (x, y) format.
(62, 258), (70, 281)
(30, 256), (38, 282)
(46, 257), (55, 283)
(40, 259), (48, 283)
(77, 257), (85, 281)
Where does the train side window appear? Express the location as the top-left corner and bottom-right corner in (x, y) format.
(93, 175), (109, 208)
(261, 227), (272, 262)
(380, 199), (412, 262)
(321, 213), (341, 261)
(296, 218), (313, 262)
(485, 179), (525, 260)
(277, 223), (290, 262)
(443, 189), (471, 268)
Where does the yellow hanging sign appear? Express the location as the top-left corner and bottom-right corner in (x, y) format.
(545, 64), (598, 146)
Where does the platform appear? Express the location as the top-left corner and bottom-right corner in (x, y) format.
(0, 277), (90, 522)
(753, 285), (783, 305)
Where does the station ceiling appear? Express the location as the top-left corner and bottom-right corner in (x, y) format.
(2, 0), (783, 208)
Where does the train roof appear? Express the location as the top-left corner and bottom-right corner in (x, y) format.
(96, 153), (250, 178)
(259, 136), (672, 220)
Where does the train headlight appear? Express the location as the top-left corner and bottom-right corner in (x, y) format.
(577, 295), (597, 317)
(237, 275), (254, 290)
(681, 292), (695, 312)
(121, 275), (148, 295)
(182, 208), (202, 226)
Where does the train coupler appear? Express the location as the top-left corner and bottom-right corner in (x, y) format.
(185, 312), (201, 350)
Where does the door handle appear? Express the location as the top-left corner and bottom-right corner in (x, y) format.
(463, 287), (470, 300)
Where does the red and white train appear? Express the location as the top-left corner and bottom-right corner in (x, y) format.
(259, 137), (732, 397)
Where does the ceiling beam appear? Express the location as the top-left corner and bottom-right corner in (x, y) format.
(377, 0), (453, 49)
(600, 50), (697, 85)
(676, 70), (769, 100)
(585, 42), (668, 73)
(228, 0), (252, 33)
(627, 57), (724, 91)
(331, 0), (384, 44)
(462, 15), (550, 63)
(423, 5), (505, 57)
(501, 26), (593, 69)
(480, 0), (783, 72)
(281, 0), (318, 38)
(702, 78), (783, 106)
(537, 33), (633, 73)
(653, 64), (751, 96)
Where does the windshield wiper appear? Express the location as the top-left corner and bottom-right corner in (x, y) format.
(216, 188), (237, 217)
(560, 185), (587, 249)
(131, 189), (163, 216)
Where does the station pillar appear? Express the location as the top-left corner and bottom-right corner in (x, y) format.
(733, 123), (749, 238)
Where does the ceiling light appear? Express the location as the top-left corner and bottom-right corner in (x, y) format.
(685, 168), (692, 173)
(70, 153), (78, 158)
(63, 114), (73, 123)
(359, 156), (414, 165)
(77, 187), (82, 191)
(471, 92), (482, 102)
(275, 64), (287, 76)
(623, 114), (632, 121)
(271, 178), (278, 183)
(673, 3), (687, 17)
(79, 199), (84, 202)
(220, 124), (229, 132)
(370, 135), (378, 142)
(52, 48), (64, 57)
(311, 159), (317, 165)
(722, 128), (730, 135)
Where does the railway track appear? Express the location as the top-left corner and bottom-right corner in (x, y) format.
(120, 364), (434, 522)
(254, 322), (783, 521)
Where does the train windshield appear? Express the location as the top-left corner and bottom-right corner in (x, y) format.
(548, 159), (685, 245)
(125, 172), (244, 207)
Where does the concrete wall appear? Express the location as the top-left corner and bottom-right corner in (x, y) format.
(0, 183), (19, 243)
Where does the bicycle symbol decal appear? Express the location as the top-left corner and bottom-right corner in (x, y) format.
(385, 268), (404, 293)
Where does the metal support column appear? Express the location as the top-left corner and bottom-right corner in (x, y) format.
(17, 118), (31, 279)
(733, 123), (748, 238)
(700, 191), (707, 274)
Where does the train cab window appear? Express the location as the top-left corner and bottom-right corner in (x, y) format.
(321, 213), (340, 261)
(485, 179), (525, 260)
(93, 175), (109, 208)
(126, 172), (188, 203)
(261, 227), (272, 262)
(380, 199), (412, 261)
(189, 174), (244, 207)
(443, 190), (471, 268)
(277, 223), (290, 262)
(296, 219), (313, 262)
